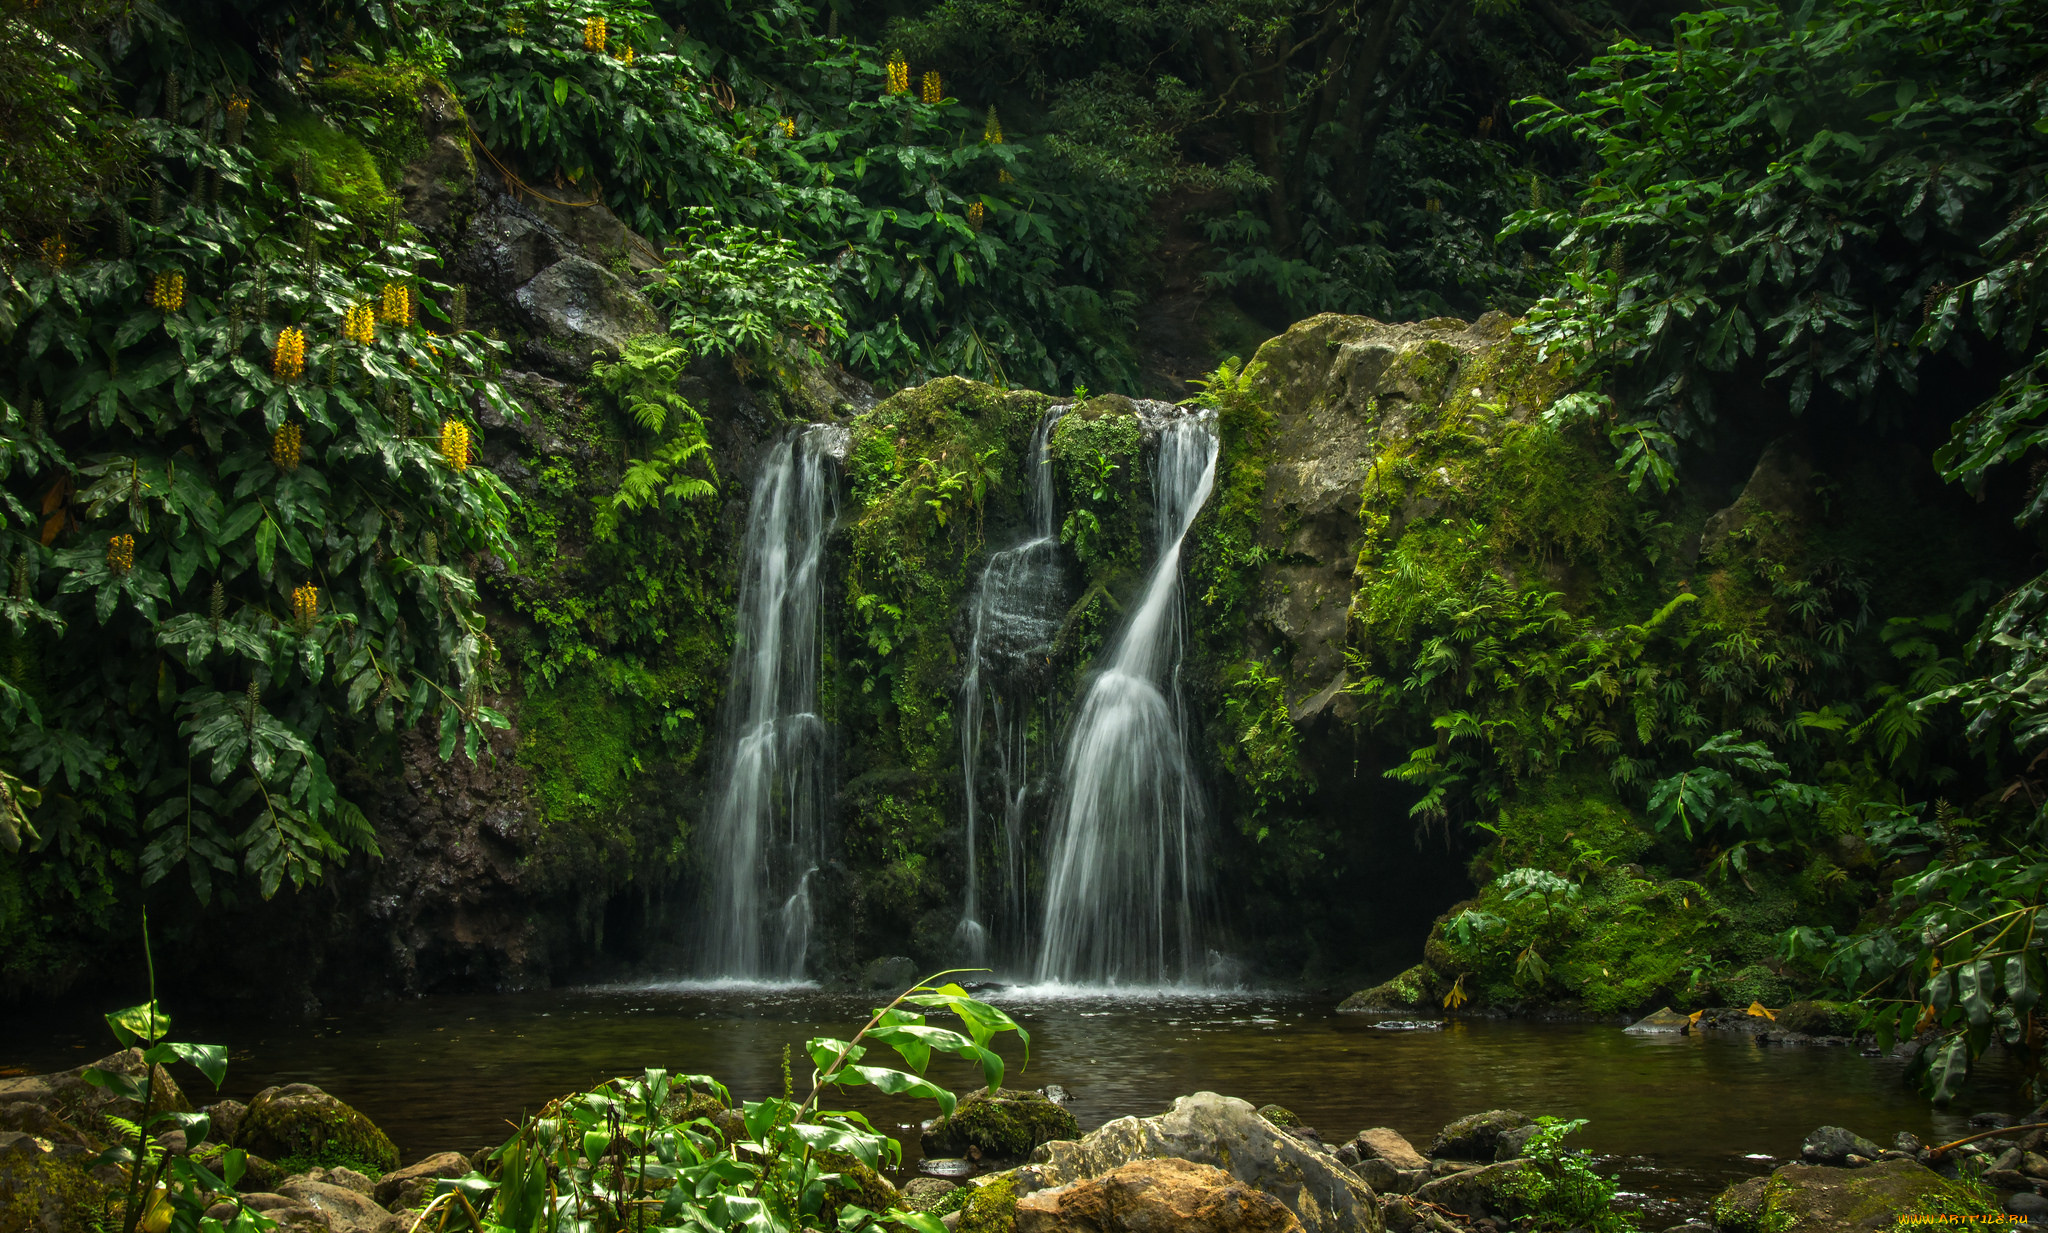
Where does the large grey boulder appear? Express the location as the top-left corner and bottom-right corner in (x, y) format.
(511, 256), (660, 362)
(1016, 1091), (1380, 1233)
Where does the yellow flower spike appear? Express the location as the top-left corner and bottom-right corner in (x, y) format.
(920, 69), (942, 105)
(40, 236), (67, 268)
(381, 281), (412, 329)
(106, 534), (135, 575)
(779, 116), (796, 138)
(291, 582), (319, 633)
(272, 326), (306, 380)
(438, 419), (471, 472)
(343, 303), (375, 346)
(621, 45), (635, 65)
(998, 168), (1014, 185)
(885, 51), (909, 96)
(149, 270), (186, 312)
(966, 201), (986, 231)
(582, 15), (607, 52)
(271, 422), (303, 471)
(984, 105), (1002, 145)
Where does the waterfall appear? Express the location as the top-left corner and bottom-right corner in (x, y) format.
(955, 408), (1065, 967)
(1035, 410), (1219, 986)
(696, 424), (842, 981)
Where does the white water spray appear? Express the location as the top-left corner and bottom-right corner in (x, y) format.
(697, 425), (841, 980)
(1035, 410), (1219, 985)
(956, 408), (1065, 966)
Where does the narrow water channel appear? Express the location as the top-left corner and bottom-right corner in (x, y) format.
(1, 986), (2013, 1225)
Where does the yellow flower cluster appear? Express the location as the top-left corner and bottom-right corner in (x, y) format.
(618, 44), (635, 65)
(292, 583), (319, 632)
(998, 168), (1014, 184)
(272, 422), (303, 471)
(149, 270), (186, 311)
(966, 201), (987, 231)
(886, 51), (909, 95)
(439, 419), (471, 471)
(381, 281), (412, 328)
(225, 95), (251, 145)
(344, 302), (376, 345)
(779, 116), (796, 138)
(582, 15), (607, 52)
(1425, 196), (1443, 214)
(921, 70), (942, 105)
(40, 236), (66, 268)
(984, 106), (1002, 145)
(272, 326), (306, 380)
(107, 534), (135, 574)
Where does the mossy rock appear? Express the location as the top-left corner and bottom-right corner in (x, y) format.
(236, 1084), (398, 1176)
(1777, 1000), (1860, 1037)
(0, 1148), (117, 1233)
(1431, 1110), (1531, 1161)
(257, 113), (395, 222)
(1255, 1104), (1301, 1129)
(1338, 963), (1433, 1012)
(660, 1088), (745, 1146)
(921, 1089), (1079, 1160)
(817, 1152), (899, 1224)
(954, 1172), (1020, 1233)
(1713, 1160), (1991, 1233)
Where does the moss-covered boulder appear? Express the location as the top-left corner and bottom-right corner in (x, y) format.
(1429, 1110), (1531, 1161)
(1713, 1159), (1994, 1233)
(923, 1089), (1081, 1160)
(0, 1144), (117, 1233)
(817, 1152), (899, 1225)
(237, 1084), (398, 1176)
(1338, 965), (1438, 1013)
(956, 1172), (1022, 1233)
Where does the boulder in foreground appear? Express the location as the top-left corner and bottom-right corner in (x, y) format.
(1016, 1158), (1304, 1233)
(1018, 1091), (1380, 1233)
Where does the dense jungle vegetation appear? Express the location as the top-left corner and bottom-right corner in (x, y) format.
(1, 0), (2046, 1107)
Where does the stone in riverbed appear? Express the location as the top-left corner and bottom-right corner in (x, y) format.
(1016, 1158), (1303, 1233)
(374, 1150), (472, 1209)
(1801, 1126), (1883, 1166)
(1411, 1161), (1534, 1219)
(2008, 1192), (2048, 1219)
(1016, 1091), (1379, 1233)
(276, 1177), (405, 1233)
(862, 955), (919, 991)
(901, 1176), (961, 1212)
(1626, 1006), (1692, 1033)
(1344, 1128), (1428, 1172)
(1429, 1111), (1531, 1161)
(1713, 1158), (1979, 1233)
(923, 1088), (1081, 1160)
(239, 1084), (399, 1176)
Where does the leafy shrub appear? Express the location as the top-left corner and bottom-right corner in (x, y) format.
(1502, 1117), (1636, 1233)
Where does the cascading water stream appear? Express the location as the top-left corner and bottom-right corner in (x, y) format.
(696, 424), (842, 981)
(955, 408), (1065, 967)
(1035, 410), (1220, 986)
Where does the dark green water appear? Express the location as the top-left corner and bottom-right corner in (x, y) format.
(1, 984), (2015, 1224)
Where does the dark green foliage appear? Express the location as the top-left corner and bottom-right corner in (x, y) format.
(1510, 0), (2047, 434)
(1500, 1118), (1636, 1233)
(0, 41), (517, 968)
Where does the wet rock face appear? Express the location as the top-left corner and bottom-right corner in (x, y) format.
(1233, 312), (1569, 726)
(510, 254), (662, 363)
(1016, 1157), (1305, 1233)
(1018, 1091), (1381, 1233)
